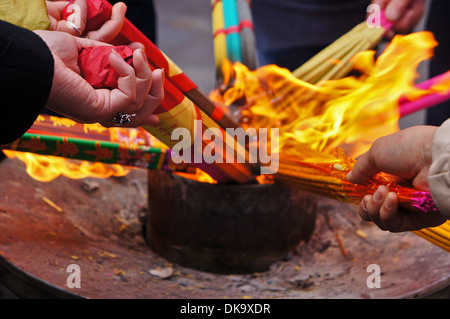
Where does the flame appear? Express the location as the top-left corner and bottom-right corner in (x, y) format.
(212, 32), (441, 165)
(3, 150), (130, 182)
(175, 169), (217, 184)
(4, 32), (447, 185)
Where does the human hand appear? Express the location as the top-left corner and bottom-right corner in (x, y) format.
(34, 30), (164, 128)
(346, 126), (447, 232)
(46, 0), (126, 42)
(371, 0), (425, 38)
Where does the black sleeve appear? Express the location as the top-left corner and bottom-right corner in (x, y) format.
(0, 20), (54, 145)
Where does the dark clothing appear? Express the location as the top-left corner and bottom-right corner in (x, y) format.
(252, 0), (371, 70)
(110, 0), (157, 44)
(425, 0), (450, 126)
(0, 20), (54, 145)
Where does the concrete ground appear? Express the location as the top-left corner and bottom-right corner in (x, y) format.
(151, 0), (430, 128)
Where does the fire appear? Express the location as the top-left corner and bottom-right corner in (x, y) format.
(175, 169), (218, 184)
(3, 150), (130, 182)
(4, 32), (446, 185)
(212, 32), (441, 164)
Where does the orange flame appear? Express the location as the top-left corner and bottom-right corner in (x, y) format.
(3, 151), (130, 182)
(212, 32), (441, 165)
(5, 32), (447, 185)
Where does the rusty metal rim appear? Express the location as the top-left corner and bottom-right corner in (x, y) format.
(0, 255), (84, 299)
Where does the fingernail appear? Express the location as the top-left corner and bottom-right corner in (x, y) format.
(361, 196), (369, 212)
(110, 49), (121, 59)
(373, 186), (385, 202)
(384, 193), (395, 209)
(345, 172), (352, 180)
(140, 48), (147, 60)
(121, 3), (127, 15)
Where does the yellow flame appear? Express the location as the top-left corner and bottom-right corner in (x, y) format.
(3, 150), (129, 182)
(212, 32), (440, 162)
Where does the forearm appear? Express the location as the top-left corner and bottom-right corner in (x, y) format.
(428, 118), (450, 219)
(0, 20), (54, 145)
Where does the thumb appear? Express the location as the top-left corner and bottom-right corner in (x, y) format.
(74, 35), (113, 50)
(346, 151), (381, 184)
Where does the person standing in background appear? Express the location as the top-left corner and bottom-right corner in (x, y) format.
(251, 0), (425, 71)
(425, 0), (450, 126)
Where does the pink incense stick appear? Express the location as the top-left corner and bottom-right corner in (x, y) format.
(399, 71), (450, 117)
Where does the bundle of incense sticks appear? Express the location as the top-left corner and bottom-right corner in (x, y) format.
(292, 12), (393, 84)
(211, 0), (257, 83)
(274, 151), (438, 214)
(275, 152), (450, 253)
(2, 115), (195, 173)
(74, 0), (239, 131)
(1, 132), (195, 174)
(413, 221), (450, 253)
(74, 0), (256, 183)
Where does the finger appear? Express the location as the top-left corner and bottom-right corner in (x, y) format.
(365, 185), (390, 230)
(358, 195), (372, 222)
(109, 50), (138, 109)
(370, 0), (389, 10)
(86, 2), (127, 42)
(54, 0), (87, 36)
(392, 6), (422, 34)
(384, 0), (412, 22)
(378, 192), (402, 232)
(74, 35), (112, 50)
(133, 48), (153, 105)
(346, 150), (380, 185)
(128, 42), (145, 51)
(132, 69), (165, 126)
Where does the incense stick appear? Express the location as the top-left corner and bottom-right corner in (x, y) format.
(400, 89), (450, 117)
(222, 0), (243, 63)
(211, 0), (228, 83)
(237, 0), (257, 70)
(292, 15), (388, 83)
(399, 71), (450, 117)
(2, 132), (195, 173)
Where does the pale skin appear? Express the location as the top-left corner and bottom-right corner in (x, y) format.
(36, 0), (164, 128)
(346, 126), (448, 232)
(45, 0), (127, 42)
(371, 0), (425, 37)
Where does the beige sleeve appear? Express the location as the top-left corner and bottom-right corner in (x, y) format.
(428, 118), (450, 219)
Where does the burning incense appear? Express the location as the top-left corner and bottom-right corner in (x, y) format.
(274, 151), (438, 214)
(275, 154), (450, 252)
(212, 30), (450, 251)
